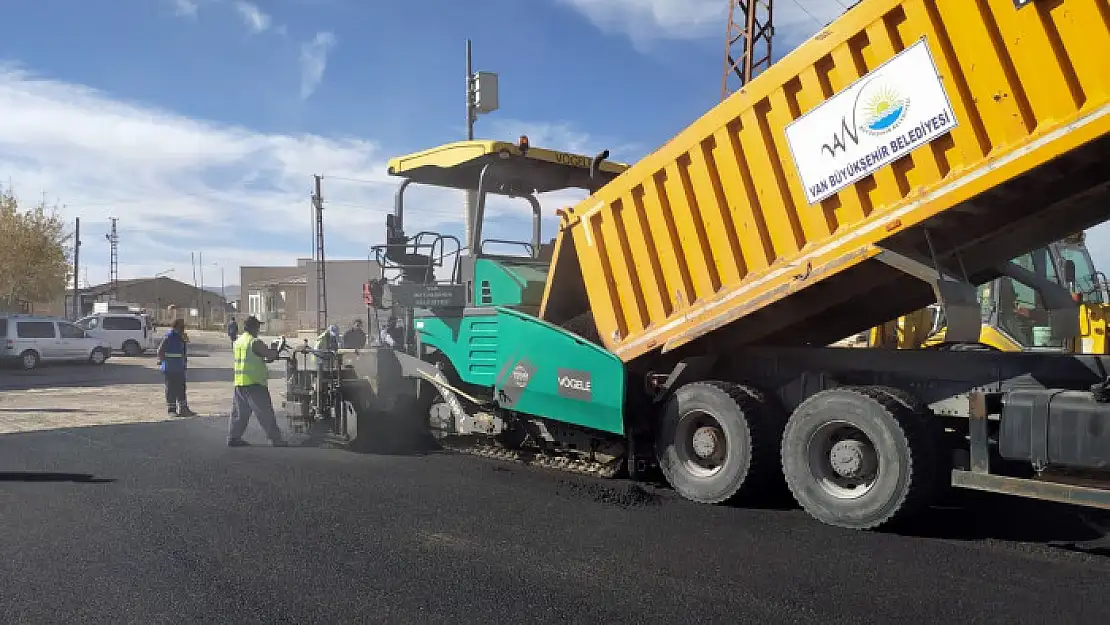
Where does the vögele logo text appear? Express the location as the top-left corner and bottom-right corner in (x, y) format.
(558, 375), (591, 393)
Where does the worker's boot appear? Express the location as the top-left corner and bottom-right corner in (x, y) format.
(166, 406), (177, 416)
(227, 439), (250, 447)
(177, 406), (197, 418)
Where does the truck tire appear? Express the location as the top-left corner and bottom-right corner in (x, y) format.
(781, 387), (939, 530)
(864, 385), (953, 497)
(656, 381), (782, 504)
(928, 342), (998, 352)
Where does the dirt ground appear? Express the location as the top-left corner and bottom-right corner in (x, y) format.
(0, 330), (287, 435)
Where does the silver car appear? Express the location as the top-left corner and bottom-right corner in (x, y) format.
(0, 315), (113, 370)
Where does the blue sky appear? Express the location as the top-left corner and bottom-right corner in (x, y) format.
(0, 0), (849, 288)
(7, 0), (1105, 289)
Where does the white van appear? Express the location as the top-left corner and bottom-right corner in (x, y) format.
(0, 315), (113, 370)
(77, 313), (157, 356)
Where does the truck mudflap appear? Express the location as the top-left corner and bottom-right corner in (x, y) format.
(954, 391), (1110, 510)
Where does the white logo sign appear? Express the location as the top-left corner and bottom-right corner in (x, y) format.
(512, 364), (530, 387)
(558, 376), (591, 393)
(784, 38), (958, 205)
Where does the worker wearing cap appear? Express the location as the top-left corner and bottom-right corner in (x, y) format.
(157, 318), (195, 417)
(228, 315), (288, 447)
(342, 319), (367, 350)
(313, 324), (341, 391)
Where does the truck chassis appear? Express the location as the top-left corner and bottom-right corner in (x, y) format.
(396, 340), (1110, 530)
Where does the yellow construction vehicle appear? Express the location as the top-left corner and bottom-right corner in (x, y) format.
(862, 234), (1110, 353)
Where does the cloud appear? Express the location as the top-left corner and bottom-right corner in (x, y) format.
(0, 65), (607, 289)
(172, 0), (199, 18)
(234, 1), (272, 33)
(299, 32), (337, 100)
(556, 0), (847, 48)
(297, 31), (335, 99)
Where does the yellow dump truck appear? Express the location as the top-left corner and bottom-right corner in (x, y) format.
(358, 0), (1110, 531)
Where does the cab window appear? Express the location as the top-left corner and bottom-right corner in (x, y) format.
(58, 322), (86, 339)
(16, 321), (57, 339)
(1058, 246), (1103, 304)
(103, 316), (142, 331)
(995, 248), (1062, 349)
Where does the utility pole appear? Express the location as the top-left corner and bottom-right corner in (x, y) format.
(105, 217), (119, 300)
(721, 0), (774, 101)
(463, 39), (499, 251)
(198, 250), (205, 328)
(312, 175), (328, 333)
(191, 252), (199, 328)
(464, 40), (475, 249)
(72, 216), (81, 320)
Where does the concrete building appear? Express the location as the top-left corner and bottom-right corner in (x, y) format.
(23, 277), (228, 326)
(305, 259), (382, 329)
(241, 258), (380, 334)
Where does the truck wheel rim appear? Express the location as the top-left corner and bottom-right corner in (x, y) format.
(806, 420), (879, 499)
(676, 409), (727, 478)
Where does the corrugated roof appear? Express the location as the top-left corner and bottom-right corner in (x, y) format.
(249, 275), (308, 289)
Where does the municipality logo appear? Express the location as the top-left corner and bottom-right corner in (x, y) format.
(511, 364), (530, 387)
(857, 81), (909, 136)
(820, 78), (911, 157)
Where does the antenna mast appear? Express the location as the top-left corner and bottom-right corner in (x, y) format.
(105, 217), (119, 299)
(312, 175), (328, 333)
(721, 0), (774, 101)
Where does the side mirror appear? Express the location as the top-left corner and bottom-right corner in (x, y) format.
(1064, 259), (1077, 286)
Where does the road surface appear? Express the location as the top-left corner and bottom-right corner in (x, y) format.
(1, 334), (1109, 624)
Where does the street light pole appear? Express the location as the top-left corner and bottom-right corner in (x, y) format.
(464, 39), (475, 250)
(198, 252), (205, 329)
(463, 39), (499, 253)
(209, 261), (225, 323)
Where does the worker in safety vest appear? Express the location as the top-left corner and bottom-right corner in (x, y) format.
(157, 318), (196, 417)
(315, 324), (341, 351)
(228, 315), (288, 447)
(313, 324), (341, 389)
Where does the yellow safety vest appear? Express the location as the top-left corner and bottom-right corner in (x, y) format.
(233, 333), (268, 387)
(316, 330), (339, 351)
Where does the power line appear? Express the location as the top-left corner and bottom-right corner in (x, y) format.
(787, 0), (823, 27)
(322, 175), (385, 186)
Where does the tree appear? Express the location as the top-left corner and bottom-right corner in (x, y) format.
(0, 186), (73, 312)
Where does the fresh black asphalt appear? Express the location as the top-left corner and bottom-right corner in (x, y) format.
(2, 417), (1109, 624)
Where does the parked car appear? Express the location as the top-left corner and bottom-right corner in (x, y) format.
(0, 315), (113, 370)
(76, 312), (157, 356)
